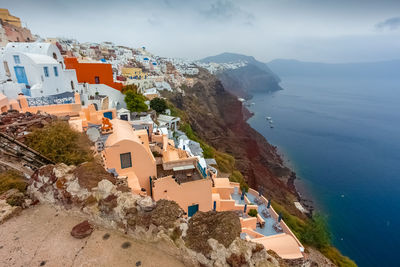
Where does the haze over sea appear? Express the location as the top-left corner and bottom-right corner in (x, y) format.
(247, 63), (400, 267)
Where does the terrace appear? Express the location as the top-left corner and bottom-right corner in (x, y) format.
(156, 163), (204, 183)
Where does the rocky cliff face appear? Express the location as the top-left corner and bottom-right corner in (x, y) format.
(167, 69), (300, 213)
(200, 52), (282, 98)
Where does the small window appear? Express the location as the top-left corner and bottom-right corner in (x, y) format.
(13, 55), (20, 64)
(120, 152), (132, 169)
(94, 76), (100, 84)
(43, 67), (49, 77)
(71, 81), (74, 90)
(53, 66), (58, 77)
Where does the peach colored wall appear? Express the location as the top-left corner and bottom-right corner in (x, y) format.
(240, 217), (257, 229)
(104, 139), (156, 194)
(212, 186), (234, 200)
(152, 176), (212, 214)
(242, 228), (265, 239)
(0, 94), (10, 112)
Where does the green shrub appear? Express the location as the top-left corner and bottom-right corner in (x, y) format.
(25, 121), (93, 166)
(248, 209), (258, 217)
(321, 246), (357, 267)
(150, 97), (167, 114)
(0, 170), (27, 195)
(124, 90), (148, 112)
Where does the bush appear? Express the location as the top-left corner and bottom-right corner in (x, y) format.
(121, 84), (138, 94)
(150, 98), (167, 114)
(302, 213), (331, 249)
(0, 170), (27, 195)
(124, 90), (148, 112)
(321, 246), (357, 267)
(25, 121), (93, 165)
(248, 209), (258, 217)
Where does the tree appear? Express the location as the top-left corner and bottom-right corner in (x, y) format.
(121, 84), (138, 94)
(150, 97), (167, 114)
(25, 121), (93, 165)
(124, 90), (148, 112)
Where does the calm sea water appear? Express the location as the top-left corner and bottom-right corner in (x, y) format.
(247, 76), (400, 267)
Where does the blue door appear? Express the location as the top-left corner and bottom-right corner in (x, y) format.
(188, 204), (199, 217)
(14, 66), (28, 85)
(103, 111), (113, 119)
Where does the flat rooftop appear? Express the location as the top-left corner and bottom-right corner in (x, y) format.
(156, 164), (204, 183)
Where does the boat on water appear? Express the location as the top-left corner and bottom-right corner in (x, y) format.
(265, 116), (272, 120)
(270, 125), (274, 128)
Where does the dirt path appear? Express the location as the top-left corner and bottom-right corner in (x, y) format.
(0, 204), (186, 267)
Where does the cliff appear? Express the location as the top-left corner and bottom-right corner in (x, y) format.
(200, 53), (282, 98)
(165, 69), (300, 214)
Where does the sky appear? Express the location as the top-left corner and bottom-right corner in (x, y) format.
(2, 0), (400, 63)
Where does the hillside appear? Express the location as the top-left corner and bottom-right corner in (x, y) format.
(200, 53), (282, 98)
(164, 69), (299, 213)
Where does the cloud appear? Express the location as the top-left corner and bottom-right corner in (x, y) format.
(200, 0), (254, 25)
(375, 17), (400, 31)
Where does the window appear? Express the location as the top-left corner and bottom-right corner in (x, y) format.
(53, 66), (58, 77)
(43, 67), (49, 77)
(13, 55), (20, 64)
(71, 81), (75, 90)
(120, 152), (132, 169)
(94, 76), (100, 84)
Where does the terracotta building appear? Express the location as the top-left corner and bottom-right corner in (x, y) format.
(64, 57), (123, 91)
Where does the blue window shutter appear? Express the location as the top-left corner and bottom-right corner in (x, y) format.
(13, 55), (20, 64)
(53, 66), (58, 77)
(44, 67), (49, 77)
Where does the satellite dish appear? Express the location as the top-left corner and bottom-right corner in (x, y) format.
(87, 127), (100, 142)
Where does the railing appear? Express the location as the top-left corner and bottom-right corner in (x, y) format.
(27, 92), (75, 107)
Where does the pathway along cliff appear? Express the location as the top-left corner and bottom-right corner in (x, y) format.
(164, 69), (302, 216)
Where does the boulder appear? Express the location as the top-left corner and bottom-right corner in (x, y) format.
(71, 220), (94, 239)
(137, 196), (156, 212)
(0, 199), (22, 224)
(96, 179), (116, 200)
(185, 211), (241, 257)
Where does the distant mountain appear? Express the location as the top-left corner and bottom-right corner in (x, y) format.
(200, 53), (282, 98)
(267, 59), (400, 78)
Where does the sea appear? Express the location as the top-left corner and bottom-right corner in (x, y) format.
(247, 75), (400, 267)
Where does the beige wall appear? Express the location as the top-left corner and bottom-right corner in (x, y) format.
(104, 139), (156, 194)
(152, 176), (212, 214)
(240, 217), (257, 229)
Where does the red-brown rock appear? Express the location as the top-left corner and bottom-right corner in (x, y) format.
(70, 220), (94, 239)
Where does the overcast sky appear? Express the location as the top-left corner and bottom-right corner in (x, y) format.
(2, 0), (400, 63)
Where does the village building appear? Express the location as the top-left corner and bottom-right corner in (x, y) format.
(0, 42), (79, 98)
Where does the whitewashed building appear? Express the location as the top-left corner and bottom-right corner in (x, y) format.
(0, 42), (79, 98)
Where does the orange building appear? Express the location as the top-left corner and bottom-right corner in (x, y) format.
(64, 57), (123, 91)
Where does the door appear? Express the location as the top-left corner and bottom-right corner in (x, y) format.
(120, 114), (128, 121)
(103, 111), (113, 120)
(188, 204), (199, 217)
(14, 66), (28, 85)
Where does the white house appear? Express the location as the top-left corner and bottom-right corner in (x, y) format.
(0, 42), (80, 98)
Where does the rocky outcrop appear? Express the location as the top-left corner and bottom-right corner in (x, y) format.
(27, 163), (281, 266)
(185, 211), (241, 256)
